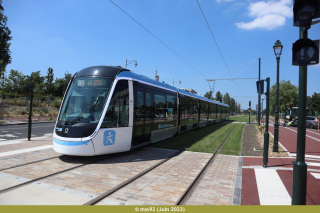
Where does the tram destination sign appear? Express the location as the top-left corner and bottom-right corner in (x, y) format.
(77, 79), (107, 87)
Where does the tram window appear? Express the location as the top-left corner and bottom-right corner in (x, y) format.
(166, 94), (176, 120)
(102, 80), (129, 128)
(145, 89), (154, 120)
(200, 101), (207, 121)
(58, 77), (113, 123)
(154, 91), (166, 119)
(180, 96), (186, 127)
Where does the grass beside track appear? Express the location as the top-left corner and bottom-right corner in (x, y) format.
(229, 115), (255, 123)
(151, 123), (239, 154)
(219, 124), (245, 156)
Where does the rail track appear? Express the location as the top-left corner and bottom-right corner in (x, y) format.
(0, 123), (241, 205)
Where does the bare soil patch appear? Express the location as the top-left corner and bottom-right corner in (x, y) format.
(241, 124), (289, 157)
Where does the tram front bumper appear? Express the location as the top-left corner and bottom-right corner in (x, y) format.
(53, 137), (95, 156)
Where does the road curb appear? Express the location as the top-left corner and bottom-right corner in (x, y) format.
(0, 121), (56, 126)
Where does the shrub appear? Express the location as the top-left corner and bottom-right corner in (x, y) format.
(54, 98), (62, 109)
(40, 106), (49, 114)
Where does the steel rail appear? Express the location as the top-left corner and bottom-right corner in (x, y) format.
(0, 155), (63, 172)
(83, 150), (182, 205)
(0, 155), (112, 195)
(175, 123), (240, 205)
(85, 122), (240, 206)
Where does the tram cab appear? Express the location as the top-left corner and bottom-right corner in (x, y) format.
(53, 66), (133, 156)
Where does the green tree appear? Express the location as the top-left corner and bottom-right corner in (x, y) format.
(0, 12), (12, 77)
(25, 71), (45, 94)
(307, 92), (320, 116)
(204, 91), (213, 100)
(223, 92), (231, 106)
(53, 77), (65, 97)
(45, 67), (54, 95)
(54, 71), (72, 97)
(270, 80), (298, 114)
(6, 69), (25, 94)
(215, 91), (222, 103)
(230, 97), (236, 112)
(64, 71), (72, 86)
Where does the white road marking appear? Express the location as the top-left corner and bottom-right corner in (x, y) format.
(255, 168), (291, 205)
(0, 141), (24, 146)
(0, 124), (55, 131)
(310, 173), (320, 179)
(0, 139), (5, 141)
(283, 127), (320, 142)
(268, 131), (291, 156)
(243, 166), (320, 173)
(306, 129), (320, 136)
(306, 162), (320, 167)
(1, 131), (8, 132)
(0, 145), (53, 157)
(291, 154), (320, 159)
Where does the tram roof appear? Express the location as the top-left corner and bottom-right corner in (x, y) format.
(76, 66), (130, 78)
(80, 66), (230, 107)
(117, 71), (177, 92)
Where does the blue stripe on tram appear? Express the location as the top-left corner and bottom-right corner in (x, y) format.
(53, 138), (91, 146)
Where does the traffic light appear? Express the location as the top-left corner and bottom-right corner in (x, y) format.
(290, 104), (293, 110)
(292, 0), (320, 66)
(293, 0), (320, 27)
(292, 38), (319, 65)
(249, 101), (251, 107)
(256, 80), (265, 94)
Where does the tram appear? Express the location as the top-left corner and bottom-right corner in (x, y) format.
(53, 66), (230, 156)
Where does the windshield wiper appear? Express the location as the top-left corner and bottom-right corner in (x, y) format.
(69, 93), (101, 125)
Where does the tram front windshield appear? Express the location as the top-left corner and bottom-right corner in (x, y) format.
(59, 77), (113, 124)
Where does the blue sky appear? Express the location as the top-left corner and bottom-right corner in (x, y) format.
(2, 0), (320, 110)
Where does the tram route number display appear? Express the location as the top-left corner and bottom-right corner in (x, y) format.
(77, 79), (107, 87)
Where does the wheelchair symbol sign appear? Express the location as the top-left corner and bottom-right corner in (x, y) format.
(103, 130), (116, 146)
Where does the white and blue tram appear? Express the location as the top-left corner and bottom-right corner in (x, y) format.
(53, 66), (230, 156)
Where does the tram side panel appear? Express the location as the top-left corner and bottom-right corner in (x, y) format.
(91, 79), (132, 155)
(131, 82), (178, 146)
(199, 100), (208, 127)
(178, 95), (199, 133)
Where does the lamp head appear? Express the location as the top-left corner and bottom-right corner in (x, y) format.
(273, 40), (283, 58)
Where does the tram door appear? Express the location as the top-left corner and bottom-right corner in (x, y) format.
(132, 85), (154, 146)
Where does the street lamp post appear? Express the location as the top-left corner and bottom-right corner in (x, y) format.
(126, 59), (138, 68)
(262, 98), (264, 124)
(273, 40), (283, 153)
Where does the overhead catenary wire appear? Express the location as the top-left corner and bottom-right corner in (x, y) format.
(207, 58), (258, 78)
(233, 59), (259, 77)
(109, 0), (243, 105)
(196, 0), (249, 100)
(109, 0), (207, 78)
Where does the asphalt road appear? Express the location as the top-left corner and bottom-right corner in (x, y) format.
(0, 122), (56, 141)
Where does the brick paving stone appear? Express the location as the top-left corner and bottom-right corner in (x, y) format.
(0, 150), (60, 170)
(36, 147), (179, 196)
(1, 154), (95, 180)
(97, 151), (213, 205)
(185, 154), (239, 205)
(0, 137), (58, 170)
(0, 137), (53, 154)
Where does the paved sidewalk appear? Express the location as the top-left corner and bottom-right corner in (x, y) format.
(0, 134), (319, 205)
(241, 157), (320, 205)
